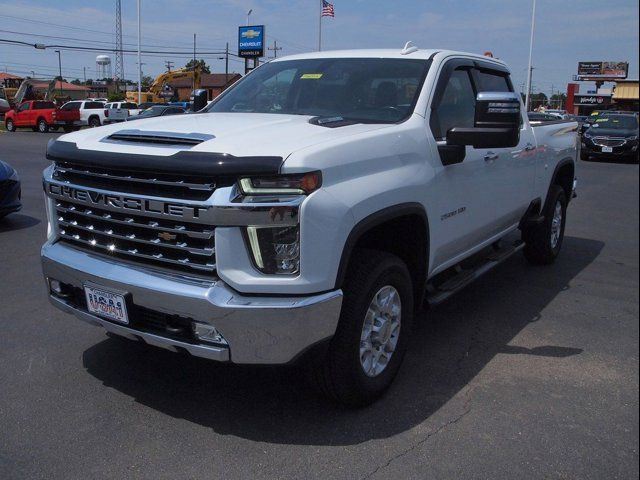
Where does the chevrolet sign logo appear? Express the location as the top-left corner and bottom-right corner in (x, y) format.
(241, 29), (261, 39)
(158, 232), (177, 241)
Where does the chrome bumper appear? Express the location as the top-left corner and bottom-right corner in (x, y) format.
(42, 241), (343, 364)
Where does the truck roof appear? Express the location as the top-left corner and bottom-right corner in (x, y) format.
(272, 48), (508, 69)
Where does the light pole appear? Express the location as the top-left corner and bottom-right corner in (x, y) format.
(524, 0), (536, 112)
(246, 8), (252, 26)
(55, 49), (62, 99)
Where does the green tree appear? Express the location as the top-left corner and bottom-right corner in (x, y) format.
(141, 75), (154, 89)
(550, 93), (567, 109)
(184, 59), (210, 74)
(70, 79), (82, 85)
(108, 92), (126, 102)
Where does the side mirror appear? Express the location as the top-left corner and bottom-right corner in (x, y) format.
(447, 92), (521, 148)
(190, 89), (208, 112)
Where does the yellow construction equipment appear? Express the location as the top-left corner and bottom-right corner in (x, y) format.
(126, 68), (202, 103)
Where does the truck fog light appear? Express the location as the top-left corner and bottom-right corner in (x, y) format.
(49, 279), (63, 294)
(245, 225), (300, 275)
(192, 322), (226, 344)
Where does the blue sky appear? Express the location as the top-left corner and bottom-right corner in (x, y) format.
(1, 0), (638, 97)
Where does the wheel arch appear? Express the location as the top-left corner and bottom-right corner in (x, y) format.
(549, 158), (575, 206)
(335, 203), (430, 309)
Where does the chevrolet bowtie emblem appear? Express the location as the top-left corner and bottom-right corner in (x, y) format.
(158, 232), (177, 241)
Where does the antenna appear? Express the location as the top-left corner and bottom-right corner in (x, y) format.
(401, 41), (419, 55)
(114, 0), (125, 90)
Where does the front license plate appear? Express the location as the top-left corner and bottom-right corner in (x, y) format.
(84, 285), (129, 324)
(602, 146), (613, 153)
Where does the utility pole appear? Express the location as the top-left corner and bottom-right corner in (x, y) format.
(527, 66), (534, 111)
(137, 0), (142, 104)
(268, 40), (282, 59)
(55, 50), (62, 99)
(164, 60), (174, 72)
(193, 33), (196, 92)
(225, 42), (229, 80)
(83, 66), (86, 83)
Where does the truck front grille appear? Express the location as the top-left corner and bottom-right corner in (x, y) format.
(593, 137), (626, 147)
(55, 200), (216, 274)
(53, 161), (221, 201)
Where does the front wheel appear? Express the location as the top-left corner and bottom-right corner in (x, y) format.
(312, 249), (414, 406)
(5, 119), (16, 132)
(37, 119), (50, 133)
(523, 185), (567, 265)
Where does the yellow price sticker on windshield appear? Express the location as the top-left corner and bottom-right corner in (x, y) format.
(300, 73), (323, 80)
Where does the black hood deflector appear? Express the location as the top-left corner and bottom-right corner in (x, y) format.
(46, 140), (283, 176)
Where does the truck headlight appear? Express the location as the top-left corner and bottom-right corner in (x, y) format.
(238, 171), (321, 196)
(245, 225), (300, 275)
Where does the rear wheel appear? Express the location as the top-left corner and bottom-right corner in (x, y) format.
(523, 185), (567, 265)
(37, 118), (50, 133)
(5, 119), (16, 132)
(88, 116), (101, 128)
(312, 249), (414, 407)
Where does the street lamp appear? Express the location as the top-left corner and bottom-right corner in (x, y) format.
(524, 0), (536, 112)
(247, 8), (253, 26)
(54, 50), (62, 100)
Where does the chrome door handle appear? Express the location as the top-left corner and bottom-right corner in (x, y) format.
(484, 151), (499, 162)
(525, 143), (535, 151)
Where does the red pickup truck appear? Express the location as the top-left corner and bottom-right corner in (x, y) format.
(4, 100), (80, 133)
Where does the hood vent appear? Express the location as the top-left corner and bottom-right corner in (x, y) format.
(105, 130), (215, 146)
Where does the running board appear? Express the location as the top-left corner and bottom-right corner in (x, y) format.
(426, 240), (525, 306)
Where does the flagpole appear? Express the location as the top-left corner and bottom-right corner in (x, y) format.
(318, 0), (322, 51)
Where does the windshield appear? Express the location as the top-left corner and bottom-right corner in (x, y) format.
(593, 115), (638, 130)
(206, 58), (430, 123)
(138, 106), (164, 117)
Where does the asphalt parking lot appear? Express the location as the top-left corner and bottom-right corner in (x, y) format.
(0, 131), (638, 480)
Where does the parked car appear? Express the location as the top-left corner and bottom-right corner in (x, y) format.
(103, 102), (142, 124)
(41, 48), (578, 406)
(0, 87), (10, 118)
(138, 102), (164, 110)
(4, 100), (79, 133)
(581, 114), (639, 162)
(0, 160), (21, 219)
(125, 105), (186, 121)
(168, 101), (192, 110)
(58, 100), (106, 128)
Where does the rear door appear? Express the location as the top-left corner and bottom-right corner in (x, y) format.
(471, 66), (536, 230)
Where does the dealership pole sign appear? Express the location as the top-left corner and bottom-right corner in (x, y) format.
(577, 61), (629, 80)
(238, 25), (265, 58)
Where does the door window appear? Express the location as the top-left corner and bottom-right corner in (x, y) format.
(475, 70), (511, 92)
(430, 69), (476, 140)
(18, 103), (30, 112)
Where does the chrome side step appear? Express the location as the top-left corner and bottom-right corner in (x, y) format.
(426, 240), (525, 306)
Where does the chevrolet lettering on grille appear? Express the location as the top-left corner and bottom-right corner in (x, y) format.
(47, 183), (203, 220)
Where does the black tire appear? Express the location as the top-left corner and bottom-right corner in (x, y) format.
(5, 119), (16, 132)
(523, 185), (567, 265)
(312, 249), (414, 407)
(37, 118), (49, 133)
(63, 126), (74, 133)
(88, 116), (101, 128)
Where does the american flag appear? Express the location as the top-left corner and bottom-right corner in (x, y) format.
(322, 0), (335, 17)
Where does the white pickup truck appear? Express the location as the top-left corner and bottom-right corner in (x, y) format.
(103, 102), (142, 124)
(58, 100), (107, 130)
(41, 47), (577, 406)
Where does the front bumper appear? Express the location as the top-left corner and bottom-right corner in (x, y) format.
(582, 139), (638, 157)
(42, 241), (343, 364)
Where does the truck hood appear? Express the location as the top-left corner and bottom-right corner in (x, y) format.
(58, 112), (392, 159)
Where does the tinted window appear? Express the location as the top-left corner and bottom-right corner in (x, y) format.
(19, 103), (30, 112)
(34, 101), (56, 110)
(475, 70), (511, 92)
(207, 58), (429, 123)
(166, 107), (184, 114)
(85, 102), (104, 109)
(61, 102), (81, 111)
(431, 69), (476, 139)
(122, 103), (137, 109)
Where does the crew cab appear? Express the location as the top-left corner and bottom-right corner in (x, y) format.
(58, 100), (107, 129)
(40, 48), (578, 406)
(103, 102), (141, 124)
(4, 100), (79, 133)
